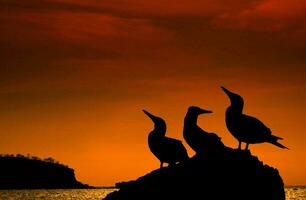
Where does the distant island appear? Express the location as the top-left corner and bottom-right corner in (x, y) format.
(0, 154), (92, 189)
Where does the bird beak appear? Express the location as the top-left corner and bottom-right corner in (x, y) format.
(221, 86), (234, 97)
(143, 110), (156, 121)
(199, 109), (213, 114)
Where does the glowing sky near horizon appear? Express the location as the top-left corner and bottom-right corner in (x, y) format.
(0, 0), (305, 186)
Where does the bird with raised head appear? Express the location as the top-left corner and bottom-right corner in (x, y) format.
(143, 110), (188, 168)
(221, 86), (288, 150)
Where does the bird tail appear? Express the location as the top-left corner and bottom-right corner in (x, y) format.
(269, 135), (289, 150)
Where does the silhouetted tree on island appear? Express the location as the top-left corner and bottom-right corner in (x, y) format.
(0, 154), (92, 189)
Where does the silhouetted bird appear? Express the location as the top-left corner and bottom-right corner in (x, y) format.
(143, 110), (188, 168)
(183, 106), (224, 155)
(221, 86), (288, 150)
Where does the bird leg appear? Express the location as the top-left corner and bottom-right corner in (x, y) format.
(238, 141), (242, 150)
(245, 143), (249, 151)
(168, 162), (175, 168)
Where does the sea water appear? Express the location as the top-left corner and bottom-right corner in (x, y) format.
(286, 186), (306, 200)
(0, 187), (305, 199)
(0, 189), (116, 200)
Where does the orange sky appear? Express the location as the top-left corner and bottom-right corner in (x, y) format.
(0, 0), (305, 186)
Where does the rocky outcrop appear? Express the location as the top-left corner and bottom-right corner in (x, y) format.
(104, 148), (285, 200)
(0, 155), (91, 189)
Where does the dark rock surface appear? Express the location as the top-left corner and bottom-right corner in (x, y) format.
(0, 155), (92, 189)
(104, 148), (285, 200)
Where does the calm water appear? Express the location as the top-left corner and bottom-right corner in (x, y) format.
(0, 187), (305, 199)
(0, 189), (116, 200)
(286, 186), (306, 200)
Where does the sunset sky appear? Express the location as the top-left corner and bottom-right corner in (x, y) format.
(0, 0), (305, 186)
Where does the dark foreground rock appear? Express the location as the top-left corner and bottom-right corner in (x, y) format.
(0, 155), (92, 189)
(104, 148), (285, 200)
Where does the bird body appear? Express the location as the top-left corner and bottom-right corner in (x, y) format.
(144, 110), (188, 168)
(226, 111), (270, 143)
(222, 86), (288, 150)
(183, 106), (224, 155)
(148, 134), (187, 166)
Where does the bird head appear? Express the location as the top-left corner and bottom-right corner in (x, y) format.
(187, 106), (213, 116)
(143, 110), (166, 134)
(221, 86), (244, 111)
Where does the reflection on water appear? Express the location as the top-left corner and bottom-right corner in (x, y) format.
(0, 189), (116, 200)
(286, 186), (306, 200)
(0, 187), (305, 199)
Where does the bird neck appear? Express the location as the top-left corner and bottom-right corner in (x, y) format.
(151, 124), (166, 137)
(227, 105), (243, 115)
(229, 98), (244, 113)
(184, 112), (199, 126)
